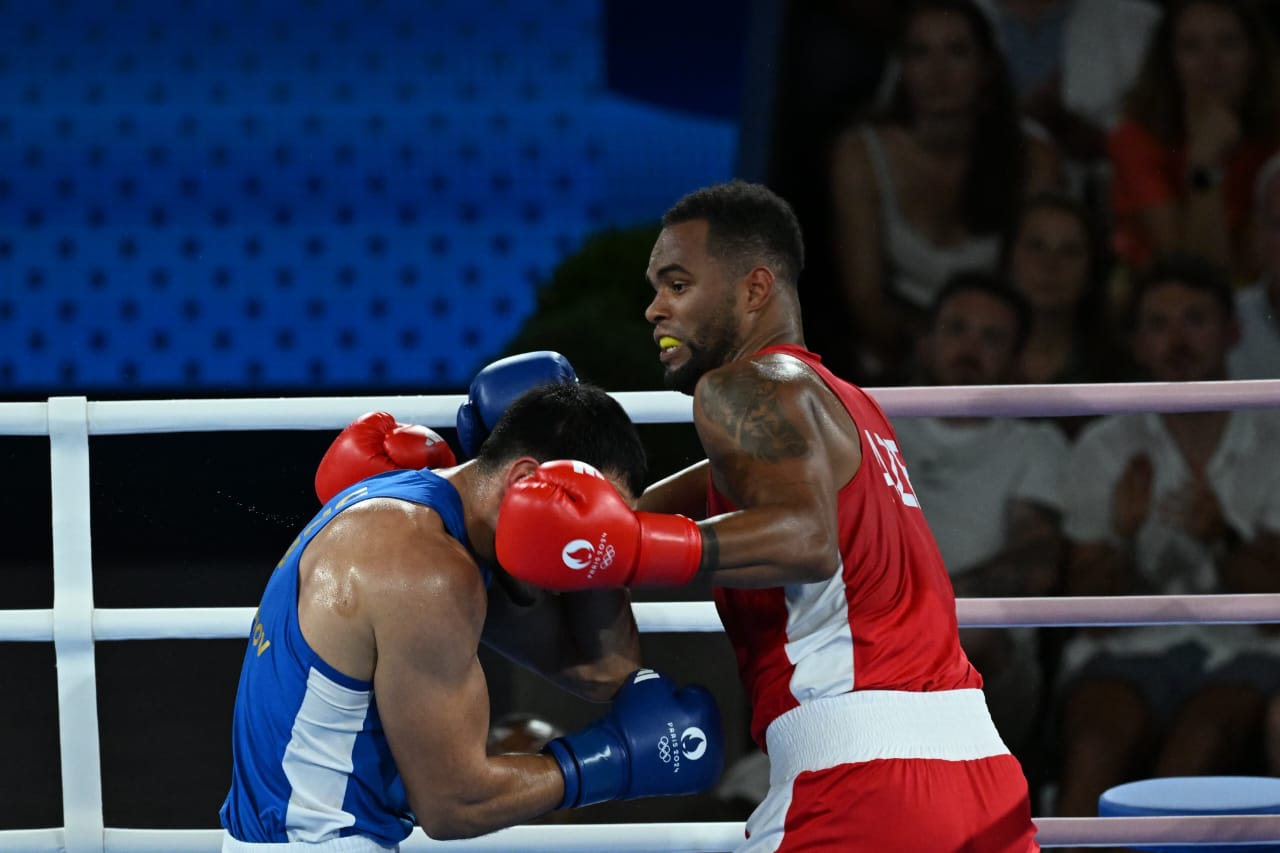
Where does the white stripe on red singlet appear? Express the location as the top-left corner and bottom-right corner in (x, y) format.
(783, 553), (855, 703)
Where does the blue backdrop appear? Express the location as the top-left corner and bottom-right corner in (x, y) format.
(0, 0), (743, 394)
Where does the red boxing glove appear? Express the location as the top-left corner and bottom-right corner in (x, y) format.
(315, 411), (457, 504)
(495, 460), (701, 590)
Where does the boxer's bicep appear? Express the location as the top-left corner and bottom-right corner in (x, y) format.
(371, 548), (493, 818)
(691, 367), (842, 587)
(694, 366), (838, 511)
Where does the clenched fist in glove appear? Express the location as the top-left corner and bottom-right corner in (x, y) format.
(315, 411), (457, 504)
(495, 460), (702, 589)
(546, 668), (723, 809)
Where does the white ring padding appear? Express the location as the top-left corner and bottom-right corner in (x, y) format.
(48, 396), (106, 853)
(2, 380), (1276, 436)
(78, 816), (1280, 851)
(0, 609), (55, 641)
(3, 828), (63, 852)
(0, 400), (51, 435)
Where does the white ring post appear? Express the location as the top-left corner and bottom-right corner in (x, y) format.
(48, 396), (105, 853)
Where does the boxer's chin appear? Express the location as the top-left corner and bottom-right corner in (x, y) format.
(664, 346), (718, 396)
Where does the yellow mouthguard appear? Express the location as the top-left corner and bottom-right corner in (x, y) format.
(659, 336), (682, 349)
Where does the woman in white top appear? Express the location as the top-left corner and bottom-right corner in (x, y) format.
(830, 0), (1060, 381)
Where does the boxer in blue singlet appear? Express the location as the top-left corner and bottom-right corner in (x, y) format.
(219, 370), (724, 852)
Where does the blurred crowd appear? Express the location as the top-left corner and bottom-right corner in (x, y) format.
(731, 0), (1280, 841)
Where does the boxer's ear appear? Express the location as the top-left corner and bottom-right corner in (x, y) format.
(742, 265), (775, 313)
(504, 457), (541, 487)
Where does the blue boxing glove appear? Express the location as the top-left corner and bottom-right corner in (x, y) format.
(545, 668), (723, 810)
(456, 351), (578, 458)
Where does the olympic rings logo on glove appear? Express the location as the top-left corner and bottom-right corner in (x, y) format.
(657, 736), (672, 763)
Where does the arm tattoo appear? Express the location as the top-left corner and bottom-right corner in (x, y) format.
(701, 372), (808, 462)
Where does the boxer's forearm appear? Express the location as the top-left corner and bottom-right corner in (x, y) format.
(639, 460), (711, 519)
(696, 505), (840, 589)
(410, 753), (565, 840)
(560, 588), (642, 700)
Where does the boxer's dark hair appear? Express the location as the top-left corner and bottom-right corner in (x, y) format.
(663, 180), (805, 289)
(477, 382), (647, 498)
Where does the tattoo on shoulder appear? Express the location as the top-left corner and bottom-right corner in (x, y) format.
(701, 371), (808, 462)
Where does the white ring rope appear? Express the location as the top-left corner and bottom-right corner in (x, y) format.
(58, 815), (1280, 851)
(1, 380), (1277, 436)
(3, 379), (1279, 852)
(2, 593), (1279, 643)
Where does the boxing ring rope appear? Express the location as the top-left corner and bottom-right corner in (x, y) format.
(3, 379), (1279, 853)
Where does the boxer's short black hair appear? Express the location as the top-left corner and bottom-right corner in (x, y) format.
(663, 180), (805, 288)
(477, 382), (647, 499)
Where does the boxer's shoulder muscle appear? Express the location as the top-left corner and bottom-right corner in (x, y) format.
(311, 500), (484, 623)
(693, 359), (814, 464)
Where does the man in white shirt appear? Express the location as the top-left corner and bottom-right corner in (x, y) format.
(895, 272), (1067, 759)
(1053, 253), (1280, 829)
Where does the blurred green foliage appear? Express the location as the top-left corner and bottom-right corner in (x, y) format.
(502, 223), (705, 478)
(502, 224), (664, 391)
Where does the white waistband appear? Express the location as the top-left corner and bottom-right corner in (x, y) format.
(222, 833), (398, 853)
(765, 689), (1009, 784)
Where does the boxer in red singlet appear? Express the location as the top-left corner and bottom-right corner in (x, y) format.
(497, 180), (1040, 851)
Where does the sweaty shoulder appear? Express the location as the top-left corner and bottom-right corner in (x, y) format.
(308, 499), (486, 625)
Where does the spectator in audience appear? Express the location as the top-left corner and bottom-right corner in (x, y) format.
(1108, 0), (1280, 282)
(1230, 150), (1280, 378)
(983, 0), (1162, 171)
(895, 272), (1066, 763)
(1052, 252), (1280, 840)
(829, 0), (1061, 383)
(1003, 190), (1124, 386)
